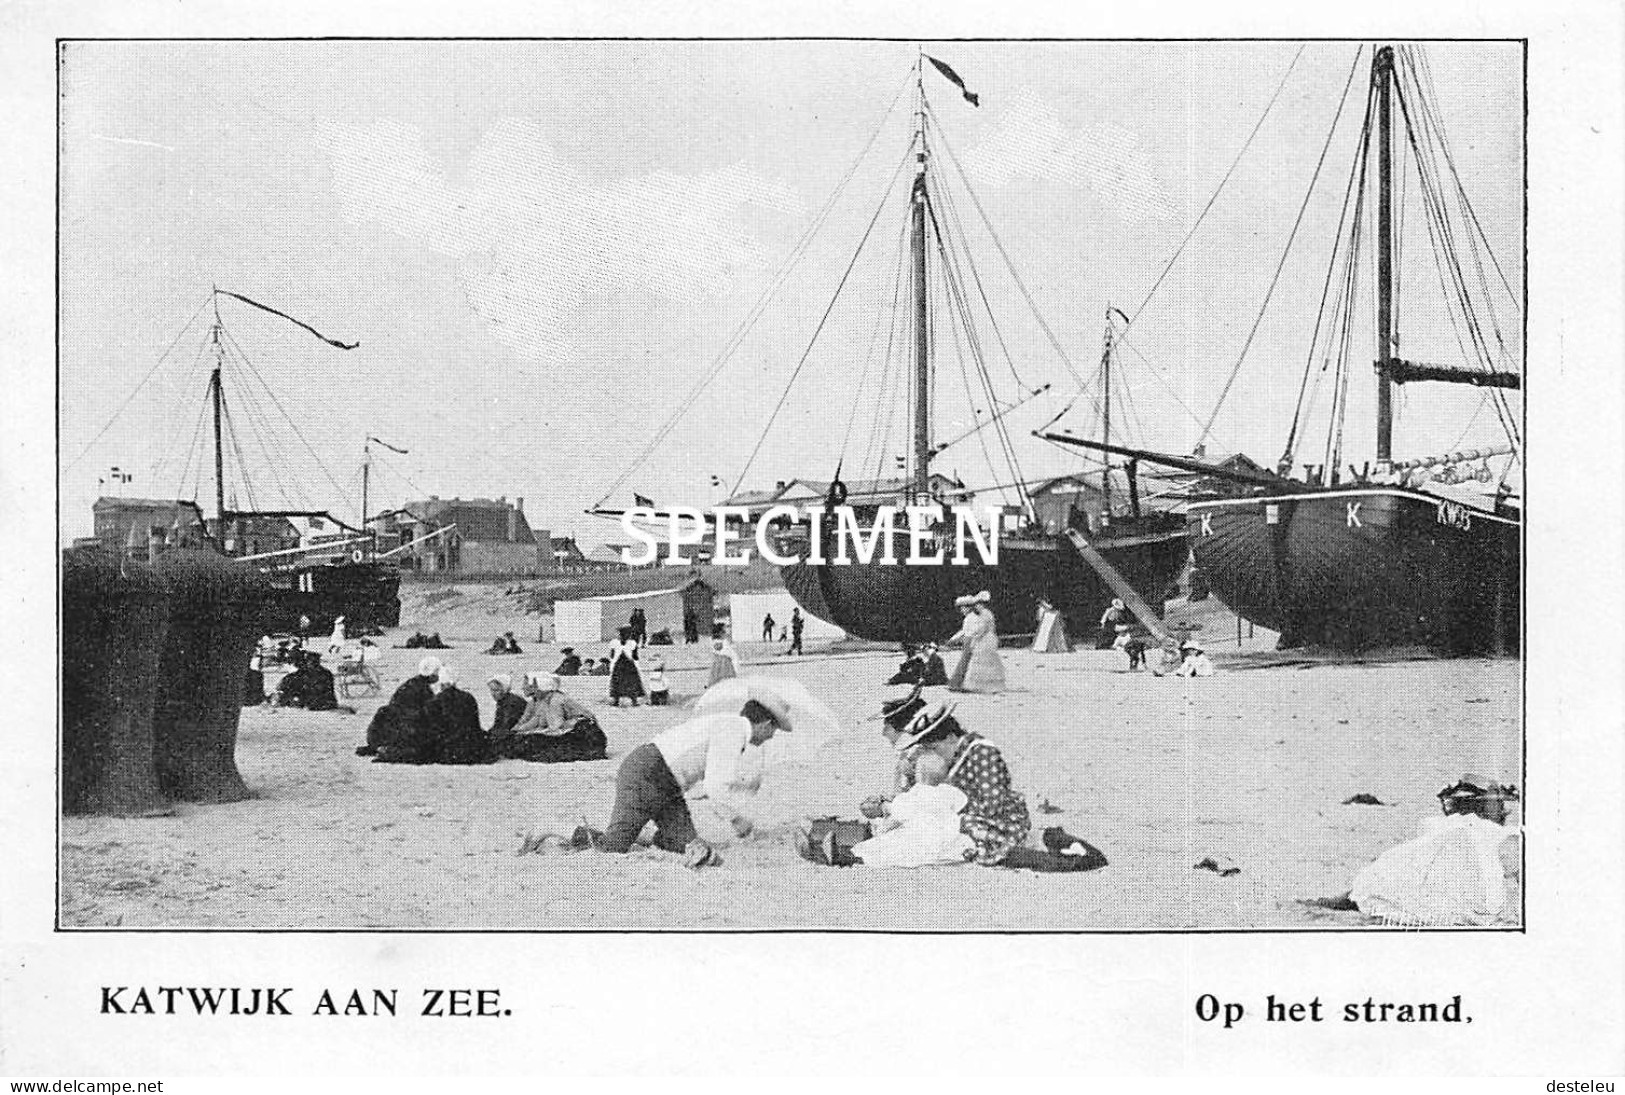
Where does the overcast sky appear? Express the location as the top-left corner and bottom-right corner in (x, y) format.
(57, 39), (1523, 545)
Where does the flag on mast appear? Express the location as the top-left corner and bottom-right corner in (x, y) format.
(926, 56), (980, 107)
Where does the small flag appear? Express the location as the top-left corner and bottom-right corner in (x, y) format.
(633, 493), (655, 508)
(927, 56), (980, 107)
(710, 475), (723, 488)
(895, 454), (907, 470)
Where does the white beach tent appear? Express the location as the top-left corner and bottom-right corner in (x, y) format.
(727, 591), (846, 641)
(553, 579), (716, 645)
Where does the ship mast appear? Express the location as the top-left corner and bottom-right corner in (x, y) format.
(910, 53), (932, 504)
(1374, 45), (1396, 463)
(208, 301), (229, 550)
(1100, 308), (1113, 520)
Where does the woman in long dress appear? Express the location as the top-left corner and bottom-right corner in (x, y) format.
(945, 591), (1005, 694)
(607, 626), (645, 706)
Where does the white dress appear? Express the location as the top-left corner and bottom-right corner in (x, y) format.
(851, 783), (975, 867)
(1351, 814), (1520, 926)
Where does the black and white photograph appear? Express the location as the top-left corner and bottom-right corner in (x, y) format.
(4, 1), (1622, 1081)
(53, 36), (1526, 932)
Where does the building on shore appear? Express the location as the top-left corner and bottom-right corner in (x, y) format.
(378, 496), (553, 576)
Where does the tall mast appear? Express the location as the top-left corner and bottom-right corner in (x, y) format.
(910, 53), (932, 503)
(1374, 45), (1396, 462)
(209, 316), (227, 536)
(361, 438), (371, 535)
(1100, 307), (1113, 518)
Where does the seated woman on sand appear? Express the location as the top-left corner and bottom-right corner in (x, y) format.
(847, 751), (974, 867)
(494, 673), (608, 763)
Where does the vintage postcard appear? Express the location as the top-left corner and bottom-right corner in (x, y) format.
(4, 1), (1621, 1081)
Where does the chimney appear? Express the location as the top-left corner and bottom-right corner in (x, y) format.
(507, 504), (517, 542)
(515, 496), (524, 513)
(775, 480), (786, 490)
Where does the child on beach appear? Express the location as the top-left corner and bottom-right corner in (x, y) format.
(647, 659), (670, 706)
(849, 752), (975, 867)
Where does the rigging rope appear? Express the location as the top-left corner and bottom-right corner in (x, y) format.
(595, 67), (917, 508)
(1120, 45), (1307, 335)
(65, 295), (213, 471)
(729, 144), (917, 497)
(1196, 46), (1366, 450)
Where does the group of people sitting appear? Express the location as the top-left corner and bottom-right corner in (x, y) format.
(269, 650), (344, 712)
(485, 631), (523, 656)
(403, 631), (450, 650)
(356, 657), (608, 766)
(887, 643), (949, 687)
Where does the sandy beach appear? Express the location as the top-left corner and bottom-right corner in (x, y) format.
(58, 592), (1521, 932)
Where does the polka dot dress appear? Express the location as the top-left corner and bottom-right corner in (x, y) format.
(947, 734), (1031, 865)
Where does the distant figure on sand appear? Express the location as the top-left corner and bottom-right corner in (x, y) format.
(682, 609), (700, 644)
(1098, 599), (1129, 648)
(275, 652), (345, 712)
(788, 608), (805, 656)
(555, 648), (582, 676)
(849, 752), (975, 867)
(582, 696), (792, 868)
(1122, 636), (1148, 671)
(647, 659), (670, 706)
(1173, 639), (1215, 677)
(761, 612), (776, 642)
(946, 592), (1005, 694)
(1149, 637), (1184, 676)
(607, 627), (646, 706)
(628, 607), (647, 645)
(327, 615), (347, 656)
(494, 673), (607, 763)
(486, 631), (522, 655)
(707, 636), (741, 687)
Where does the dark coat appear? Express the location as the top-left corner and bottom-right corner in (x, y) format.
(366, 673), (437, 751)
(426, 686), (489, 765)
(490, 691), (528, 735)
(555, 654), (582, 676)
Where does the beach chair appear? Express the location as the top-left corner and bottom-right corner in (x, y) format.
(335, 647), (380, 699)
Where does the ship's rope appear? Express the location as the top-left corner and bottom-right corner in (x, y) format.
(841, 219), (911, 471)
(1196, 46), (1366, 451)
(594, 67), (916, 509)
(1284, 60), (1375, 473)
(1118, 45), (1308, 336)
(927, 110), (1096, 410)
(64, 295), (214, 472)
(729, 144), (917, 498)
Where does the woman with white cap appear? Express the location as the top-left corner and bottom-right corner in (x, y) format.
(497, 672), (607, 763)
(485, 672), (528, 735)
(1173, 639), (1215, 677)
(944, 590), (1005, 694)
(357, 655), (441, 758)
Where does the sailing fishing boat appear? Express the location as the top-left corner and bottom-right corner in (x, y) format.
(763, 55), (1190, 644)
(87, 290), (404, 633)
(1045, 45), (1521, 654)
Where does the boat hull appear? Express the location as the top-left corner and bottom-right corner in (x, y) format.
(781, 521), (1189, 645)
(259, 560), (402, 634)
(1186, 487), (1519, 654)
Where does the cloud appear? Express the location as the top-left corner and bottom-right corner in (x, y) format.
(961, 86), (1175, 225)
(315, 117), (803, 353)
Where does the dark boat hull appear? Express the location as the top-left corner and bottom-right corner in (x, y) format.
(259, 560), (402, 634)
(1186, 487), (1519, 654)
(781, 520), (1189, 644)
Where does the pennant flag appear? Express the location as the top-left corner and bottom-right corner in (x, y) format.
(215, 290), (360, 350)
(927, 56), (980, 107)
(633, 493), (655, 508)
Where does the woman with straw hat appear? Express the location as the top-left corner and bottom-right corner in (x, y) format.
(944, 590), (1005, 694)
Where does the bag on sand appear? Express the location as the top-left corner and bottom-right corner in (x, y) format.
(800, 817), (872, 867)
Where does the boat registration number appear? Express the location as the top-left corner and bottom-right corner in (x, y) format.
(1435, 500), (1473, 531)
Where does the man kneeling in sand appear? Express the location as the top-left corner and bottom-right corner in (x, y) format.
(575, 698), (790, 869)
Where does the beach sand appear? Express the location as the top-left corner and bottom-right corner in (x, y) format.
(59, 616), (1521, 931)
